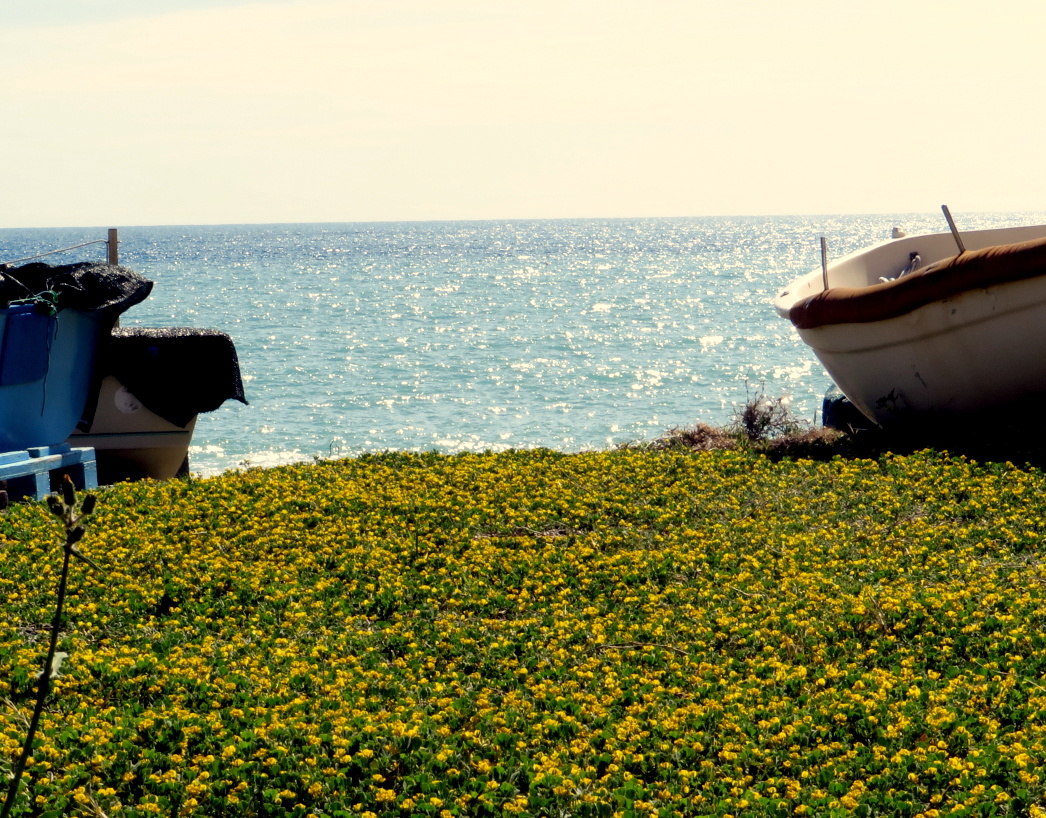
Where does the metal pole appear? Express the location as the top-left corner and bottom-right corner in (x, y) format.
(941, 205), (966, 255)
(107, 228), (119, 265)
(820, 236), (830, 291)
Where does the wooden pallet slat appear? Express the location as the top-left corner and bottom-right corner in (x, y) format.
(0, 445), (97, 503)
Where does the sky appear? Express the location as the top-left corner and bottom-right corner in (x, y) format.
(3, 0), (1046, 227)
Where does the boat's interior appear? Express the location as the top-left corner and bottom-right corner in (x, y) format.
(774, 224), (1046, 327)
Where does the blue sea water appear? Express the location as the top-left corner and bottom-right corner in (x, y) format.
(1, 213), (1040, 476)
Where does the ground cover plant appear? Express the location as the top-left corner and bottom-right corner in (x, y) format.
(2, 447), (1046, 816)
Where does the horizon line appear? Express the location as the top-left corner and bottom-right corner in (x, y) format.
(5, 208), (1045, 232)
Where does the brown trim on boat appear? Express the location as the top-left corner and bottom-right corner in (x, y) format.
(789, 236), (1046, 329)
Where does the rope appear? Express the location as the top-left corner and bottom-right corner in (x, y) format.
(0, 238), (110, 268)
(11, 290), (60, 316)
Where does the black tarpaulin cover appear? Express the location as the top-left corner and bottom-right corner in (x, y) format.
(103, 327), (248, 428)
(0, 261), (153, 319)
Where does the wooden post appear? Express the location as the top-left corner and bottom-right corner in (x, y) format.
(107, 228), (119, 265)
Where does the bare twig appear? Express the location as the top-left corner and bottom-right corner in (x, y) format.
(1, 477), (98, 818)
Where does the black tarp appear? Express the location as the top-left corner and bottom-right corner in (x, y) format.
(103, 327), (248, 427)
(0, 261), (153, 320)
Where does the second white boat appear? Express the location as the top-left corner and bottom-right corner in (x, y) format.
(774, 216), (1046, 430)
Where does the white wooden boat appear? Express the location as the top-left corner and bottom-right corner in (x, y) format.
(68, 326), (245, 483)
(773, 219), (1046, 430)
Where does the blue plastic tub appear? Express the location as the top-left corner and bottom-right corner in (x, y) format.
(0, 304), (102, 451)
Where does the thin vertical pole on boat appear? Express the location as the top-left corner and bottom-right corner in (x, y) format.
(107, 228), (119, 265)
(941, 205), (966, 255)
(820, 237), (830, 291)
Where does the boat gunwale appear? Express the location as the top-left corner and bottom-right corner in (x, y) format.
(788, 235), (1046, 330)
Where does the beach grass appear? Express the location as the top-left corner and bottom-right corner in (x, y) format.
(2, 446), (1046, 816)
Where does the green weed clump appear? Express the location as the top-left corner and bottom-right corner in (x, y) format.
(1, 448), (1046, 816)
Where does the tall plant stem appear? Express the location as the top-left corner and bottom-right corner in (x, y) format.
(1, 543), (72, 818)
(1, 478), (94, 818)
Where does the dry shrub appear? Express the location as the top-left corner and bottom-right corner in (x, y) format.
(644, 390), (854, 458)
(759, 425), (846, 457)
(648, 423), (737, 452)
(731, 393), (803, 443)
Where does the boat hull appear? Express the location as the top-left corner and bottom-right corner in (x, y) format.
(68, 375), (196, 482)
(0, 306), (102, 451)
(775, 223), (1046, 430)
(798, 274), (1046, 428)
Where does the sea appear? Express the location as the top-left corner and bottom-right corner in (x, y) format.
(1, 213), (1040, 477)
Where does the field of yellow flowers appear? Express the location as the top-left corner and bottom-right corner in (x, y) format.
(2, 447), (1046, 817)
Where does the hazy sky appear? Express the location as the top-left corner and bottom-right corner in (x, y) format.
(3, 0), (1046, 227)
